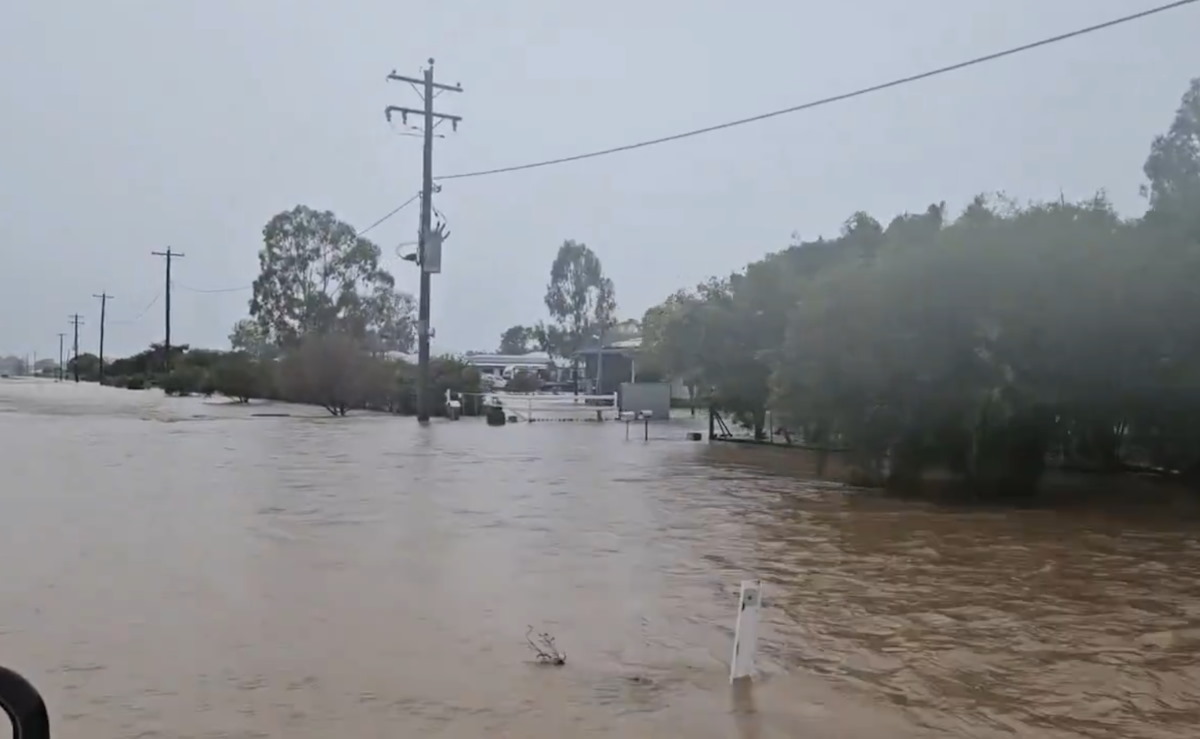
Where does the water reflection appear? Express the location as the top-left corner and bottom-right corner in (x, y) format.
(0, 378), (1196, 737)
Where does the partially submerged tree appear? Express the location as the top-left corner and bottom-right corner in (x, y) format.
(638, 76), (1200, 497)
(209, 351), (265, 403)
(277, 332), (371, 416)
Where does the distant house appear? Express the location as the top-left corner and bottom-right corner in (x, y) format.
(573, 336), (641, 396)
(573, 331), (695, 401)
(463, 352), (556, 388)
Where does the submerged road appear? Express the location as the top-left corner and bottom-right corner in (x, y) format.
(1, 379), (1197, 738)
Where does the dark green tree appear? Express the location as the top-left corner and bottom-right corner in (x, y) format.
(249, 205), (415, 348)
(498, 324), (536, 354)
(1143, 77), (1200, 215)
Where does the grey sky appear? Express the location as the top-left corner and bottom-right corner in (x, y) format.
(2, 0), (1198, 360)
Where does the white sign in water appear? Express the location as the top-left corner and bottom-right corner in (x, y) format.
(730, 579), (762, 682)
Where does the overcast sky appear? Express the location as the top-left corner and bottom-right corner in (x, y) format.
(2, 0), (1198, 360)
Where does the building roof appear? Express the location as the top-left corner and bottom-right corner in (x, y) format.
(464, 352), (554, 367)
(572, 336), (643, 357)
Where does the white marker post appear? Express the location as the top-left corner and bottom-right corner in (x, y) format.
(730, 579), (762, 682)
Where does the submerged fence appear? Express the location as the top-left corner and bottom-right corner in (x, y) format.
(458, 392), (618, 422)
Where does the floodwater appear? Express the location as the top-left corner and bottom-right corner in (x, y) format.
(2, 379), (1198, 738)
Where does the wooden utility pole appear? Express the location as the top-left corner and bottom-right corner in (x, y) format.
(57, 332), (65, 381)
(151, 248), (184, 370)
(386, 59), (462, 422)
(68, 314), (84, 382)
(92, 292), (113, 383)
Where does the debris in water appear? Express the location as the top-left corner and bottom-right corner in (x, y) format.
(525, 626), (566, 666)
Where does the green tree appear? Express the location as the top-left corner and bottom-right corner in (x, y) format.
(67, 353), (101, 381)
(210, 352), (264, 403)
(249, 205), (414, 347)
(277, 332), (370, 416)
(542, 240), (616, 390)
(361, 287), (417, 354)
(229, 318), (273, 359)
(641, 291), (706, 412)
(1142, 77), (1200, 214)
(498, 324), (535, 354)
(642, 115), (1200, 499)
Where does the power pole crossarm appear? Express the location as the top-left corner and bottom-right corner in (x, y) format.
(385, 105), (462, 127)
(386, 71), (463, 94)
(384, 57), (462, 423)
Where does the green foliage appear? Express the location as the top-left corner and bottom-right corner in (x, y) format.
(640, 76), (1200, 496)
(209, 352), (264, 403)
(390, 355), (482, 415)
(89, 336), (479, 417)
(1143, 77), (1200, 214)
(248, 205), (416, 352)
(276, 332), (370, 416)
(108, 346), (161, 378)
(228, 319), (274, 359)
(506, 370), (541, 393)
(67, 352), (101, 380)
(498, 324), (536, 354)
(157, 365), (205, 396)
(542, 240), (616, 359)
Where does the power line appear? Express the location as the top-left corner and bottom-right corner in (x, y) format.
(429, 0), (1196, 181)
(169, 193), (422, 297)
(110, 291), (162, 325)
(175, 282), (252, 294)
(356, 192), (421, 237)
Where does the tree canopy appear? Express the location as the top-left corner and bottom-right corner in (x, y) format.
(247, 205), (415, 352)
(498, 324), (536, 355)
(541, 240), (616, 359)
(640, 75), (1200, 497)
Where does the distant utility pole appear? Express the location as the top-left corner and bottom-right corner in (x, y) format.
(151, 248), (184, 370)
(386, 58), (462, 422)
(92, 292), (113, 383)
(68, 314), (84, 383)
(57, 332), (65, 381)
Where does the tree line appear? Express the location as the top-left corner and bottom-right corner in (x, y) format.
(67, 204), (481, 415)
(638, 76), (1200, 497)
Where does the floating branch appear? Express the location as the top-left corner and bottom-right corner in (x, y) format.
(525, 625), (566, 666)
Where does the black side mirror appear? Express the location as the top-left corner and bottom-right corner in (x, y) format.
(0, 665), (50, 739)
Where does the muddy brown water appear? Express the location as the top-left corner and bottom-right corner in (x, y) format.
(2, 379), (1198, 738)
